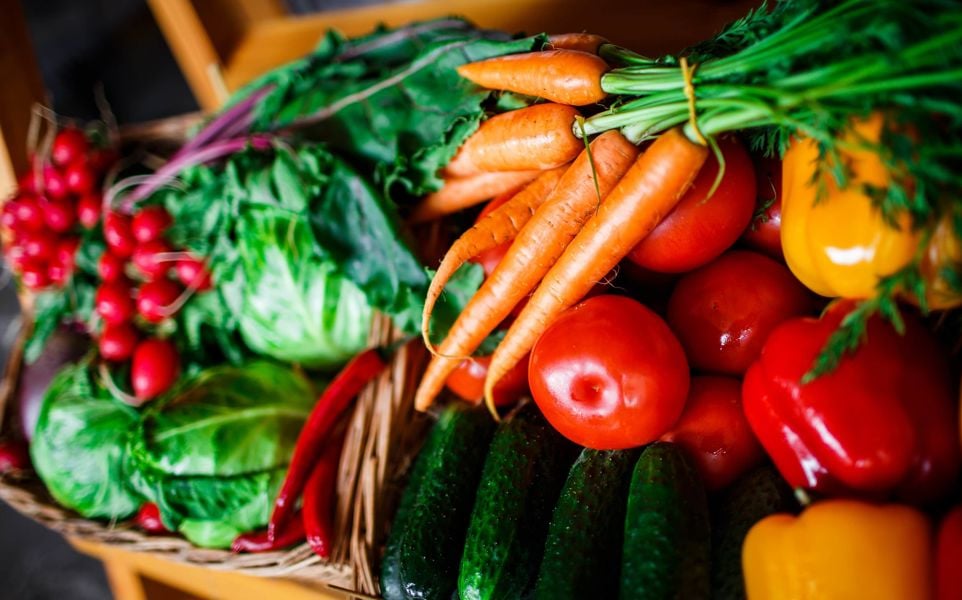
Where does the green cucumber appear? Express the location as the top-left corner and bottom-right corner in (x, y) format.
(459, 404), (577, 600)
(620, 442), (710, 600)
(380, 403), (495, 600)
(711, 465), (796, 600)
(533, 448), (638, 600)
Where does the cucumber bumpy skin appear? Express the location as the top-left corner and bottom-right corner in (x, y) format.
(620, 442), (711, 600)
(380, 404), (495, 600)
(534, 447), (639, 600)
(711, 465), (797, 600)
(459, 404), (577, 600)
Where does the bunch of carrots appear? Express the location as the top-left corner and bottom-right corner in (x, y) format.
(413, 34), (711, 417)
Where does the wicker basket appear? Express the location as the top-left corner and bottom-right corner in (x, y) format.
(0, 114), (434, 599)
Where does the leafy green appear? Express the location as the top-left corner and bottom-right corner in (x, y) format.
(231, 209), (373, 369)
(30, 363), (141, 519)
(586, 0), (962, 377)
(126, 362), (315, 548)
(235, 19), (546, 197)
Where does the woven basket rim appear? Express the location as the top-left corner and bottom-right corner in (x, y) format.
(0, 116), (436, 597)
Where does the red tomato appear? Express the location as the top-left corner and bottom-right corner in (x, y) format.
(627, 136), (756, 273)
(660, 376), (764, 490)
(445, 352), (529, 407)
(529, 295), (690, 449)
(741, 155), (783, 258)
(667, 250), (813, 375)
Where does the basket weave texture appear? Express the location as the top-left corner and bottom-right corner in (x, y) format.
(0, 114), (432, 598)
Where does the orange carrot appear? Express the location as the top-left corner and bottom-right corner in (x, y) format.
(456, 50), (609, 106)
(414, 130), (639, 411)
(482, 127), (709, 415)
(409, 170), (540, 223)
(548, 33), (609, 54)
(444, 104), (583, 177)
(421, 167), (566, 350)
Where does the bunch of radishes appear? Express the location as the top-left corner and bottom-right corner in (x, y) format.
(1, 128), (115, 290)
(94, 200), (212, 401)
(1, 126), (216, 403)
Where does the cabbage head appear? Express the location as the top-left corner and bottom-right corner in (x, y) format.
(231, 209), (372, 369)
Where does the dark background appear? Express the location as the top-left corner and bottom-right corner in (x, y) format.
(0, 2), (369, 598)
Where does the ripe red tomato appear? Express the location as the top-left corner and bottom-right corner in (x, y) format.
(445, 352), (529, 408)
(741, 155), (783, 258)
(667, 250), (813, 375)
(529, 295), (690, 449)
(627, 136), (756, 273)
(660, 376), (764, 490)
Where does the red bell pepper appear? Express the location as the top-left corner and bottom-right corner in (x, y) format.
(743, 300), (959, 505)
(938, 506), (962, 600)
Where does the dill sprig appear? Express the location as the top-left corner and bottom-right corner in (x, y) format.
(584, 0), (962, 379)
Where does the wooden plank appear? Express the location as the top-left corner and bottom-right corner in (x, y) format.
(223, 0), (760, 91)
(147, 0), (228, 111)
(72, 539), (354, 600)
(0, 0), (46, 198)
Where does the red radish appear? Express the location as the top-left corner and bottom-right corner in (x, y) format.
(134, 503), (169, 534)
(104, 212), (136, 258)
(99, 323), (139, 361)
(18, 170), (37, 193)
(50, 128), (89, 166)
(64, 160), (96, 195)
(136, 278), (182, 323)
(12, 197), (45, 232)
(0, 439), (30, 473)
(98, 251), (127, 282)
(42, 199), (76, 233)
(131, 338), (180, 400)
(1, 203), (19, 230)
(20, 262), (50, 290)
(77, 193), (102, 229)
(87, 148), (117, 175)
(132, 206), (172, 243)
(21, 232), (57, 261)
(47, 260), (71, 285)
(56, 237), (80, 267)
(95, 281), (136, 325)
(175, 257), (212, 291)
(42, 165), (69, 200)
(132, 239), (174, 279)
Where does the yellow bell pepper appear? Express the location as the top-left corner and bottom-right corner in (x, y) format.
(743, 499), (933, 600)
(781, 114), (919, 299)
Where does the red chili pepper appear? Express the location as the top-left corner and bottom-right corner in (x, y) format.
(937, 506), (962, 600)
(303, 431), (346, 559)
(232, 512), (306, 553)
(268, 347), (388, 539)
(134, 503), (170, 534)
(743, 300), (960, 505)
